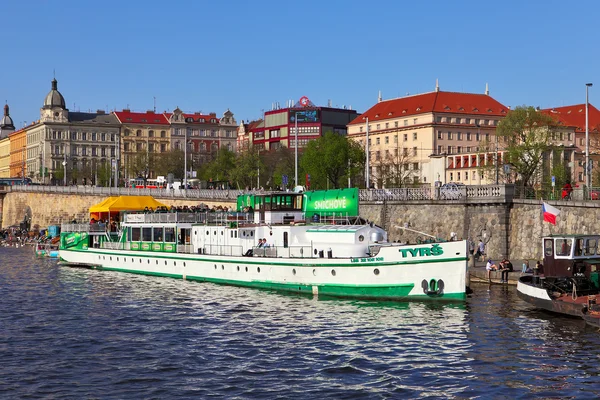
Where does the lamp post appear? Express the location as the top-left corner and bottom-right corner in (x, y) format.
(294, 112), (298, 187)
(365, 117), (370, 189)
(114, 131), (119, 188)
(586, 83), (593, 190)
(184, 127), (188, 191)
(62, 144), (67, 186)
(495, 131), (499, 184)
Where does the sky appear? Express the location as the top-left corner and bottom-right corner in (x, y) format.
(2, 0), (599, 129)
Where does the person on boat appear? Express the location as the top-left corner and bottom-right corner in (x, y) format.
(562, 181), (573, 200)
(499, 258), (513, 283)
(486, 259), (498, 281)
(257, 238), (264, 248)
(560, 239), (571, 256)
(534, 260), (543, 275)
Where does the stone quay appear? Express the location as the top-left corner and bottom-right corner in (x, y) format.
(2, 184), (599, 262)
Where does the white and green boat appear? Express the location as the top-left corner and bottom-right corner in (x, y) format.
(59, 188), (468, 301)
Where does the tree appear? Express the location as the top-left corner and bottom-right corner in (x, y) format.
(230, 146), (263, 190)
(495, 105), (557, 187)
(375, 145), (420, 187)
(261, 147), (295, 190)
(200, 147), (236, 184)
(301, 132), (365, 189)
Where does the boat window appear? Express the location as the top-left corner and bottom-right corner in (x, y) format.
(142, 227), (152, 242)
(131, 227), (141, 241)
(574, 238), (585, 257)
(555, 238), (572, 256)
(153, 227), (163, 242)
(544, 239), (553, 256)
(164, 227), (175, 243)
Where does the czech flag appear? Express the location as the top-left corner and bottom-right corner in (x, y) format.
(542, 202), (560, 225)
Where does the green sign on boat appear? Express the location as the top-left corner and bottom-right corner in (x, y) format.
(304, 188), (359, 218)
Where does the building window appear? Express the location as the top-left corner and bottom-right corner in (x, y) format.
(385, 136), (389, 144)
(476, 132), (480, 141)
(403, 148), (408, 156)
(376, 124), (380, 130)
(412, 147), (417, 156)
(467, 132), (472, 141)
(413, 118), (418, 125)
(136, 130), (141, 137)
(385, 123), (389, 129)
(394, 135), (398, 143)
(437, 145), (442, 154)
(376, 137), (380, 145)
(450, 173), (453, 181)
(457, 146), (462, 153)
(465, 172), (469, 180)
(486, 133), (490, 141)
(437, 131), (442, 139)
(413, 162), (418, 170)
(457, 172), (461, 180)
(404, 120), (408, 126)
(403, 134), (408, 142)
(413, 132), (417, 140)
(448, 132), (453, 140)
(360, 127), (363, 133)
(394, 121), (398, 128)
(568, 132), (572, 141)
(457, 132), (462, 140)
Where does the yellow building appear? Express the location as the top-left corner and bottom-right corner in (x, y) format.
(9, 128), (27, 178)
(0, 136), (10, 178)
(347, 85), (508, 187)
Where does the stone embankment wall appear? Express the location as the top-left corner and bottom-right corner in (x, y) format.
(0, 192), (235, 229)
(3, 191), (600, 261)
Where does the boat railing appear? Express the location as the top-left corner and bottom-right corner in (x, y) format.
(102, 242), (124, 250)
(203, 244), (244, 257)
(252, 245), (314, 258)
(176, 244), (193, 254)
(123, 211), (253, 226)
(61, 223), (111, 233)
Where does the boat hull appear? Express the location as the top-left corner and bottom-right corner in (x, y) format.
(517, 276), (591, 317)
(59, 247), (467, 301)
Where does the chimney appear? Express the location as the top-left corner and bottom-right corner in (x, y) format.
(485, 83), (489, 96)
(378, 90), (382, 103)
(436, 79), (440, 92)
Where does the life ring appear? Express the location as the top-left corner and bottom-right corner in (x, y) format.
(299, 96), (310, 107)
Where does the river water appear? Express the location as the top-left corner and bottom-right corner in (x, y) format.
(1, 247), (600, 399)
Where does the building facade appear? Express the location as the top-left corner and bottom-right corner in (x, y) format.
(24, 79), (122, 185)
(347, 85), (508, 187)
(114, 110), (170, 182)
(166, 108), (237, 169)
(243, 97), (358, 152)
(9, 128), (26, 178)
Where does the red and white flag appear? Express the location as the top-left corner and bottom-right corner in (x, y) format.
(542, 202), (560, 225)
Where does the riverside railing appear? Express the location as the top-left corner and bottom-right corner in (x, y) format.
(14, 184), (521, 202)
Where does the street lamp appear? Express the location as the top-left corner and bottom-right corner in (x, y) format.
(586, 83), (593, 190)
(294, 112), (299, 187)
(365, 117), (370, 189)
(184, 127), (189, 191)
(62, 144), (67, 186)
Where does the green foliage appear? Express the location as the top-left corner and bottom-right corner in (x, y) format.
(300, 131), (365, 189)
(200, 147), (236, 183)
(495, 105), (556, 186)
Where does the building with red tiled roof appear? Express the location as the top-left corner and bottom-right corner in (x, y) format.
(237, 119), (264, 153)
(166, 108), (237, 172)
(347, 84), (509, 187)
(541, 104), (600, 184)
(114, 110), (171, 181)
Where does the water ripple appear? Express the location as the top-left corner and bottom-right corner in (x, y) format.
(1, 247), (600, 398)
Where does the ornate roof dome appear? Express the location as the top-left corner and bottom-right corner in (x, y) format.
(0, 104), (15, 129)
(43, 78), (66, 109)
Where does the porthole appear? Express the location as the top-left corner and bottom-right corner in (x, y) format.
(221, 231), (223, 235)
(206, 231), (209, 235)
(214, 231), (217, 235)
(117, 257), (119, 261)
(313, 269), (316, 276)
(110, 257), (112, 261)
(221, 265), (224, 270)
(359, 235), (364, 242)
(270, 231), (273, 236)
(194, 230), (197, 235)
(183, 262), (186, 267)
(292, 269), (296, 275)
(237, 266), (240, 271)
(214, 264), (217, 270)
(156, 260), (158, 264)
(331, 269), (336, 276)
(139, 259), (142, 263)
(165, 261), (167, 265)
(374, 268), (380, 275)
(314, 249), (318, 255)
(257, 267), (261, 273)
(147, 259), (150, 264)
(174, 261), (177, 266)
(132, 258), (134, 262)
(245, 266), (248, 272)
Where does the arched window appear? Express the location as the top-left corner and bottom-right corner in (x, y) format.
(136, 130), (142, 137)
(149, 130), (154, 137)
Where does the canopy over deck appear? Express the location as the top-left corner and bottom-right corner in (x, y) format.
(89, 196), (167, 215)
